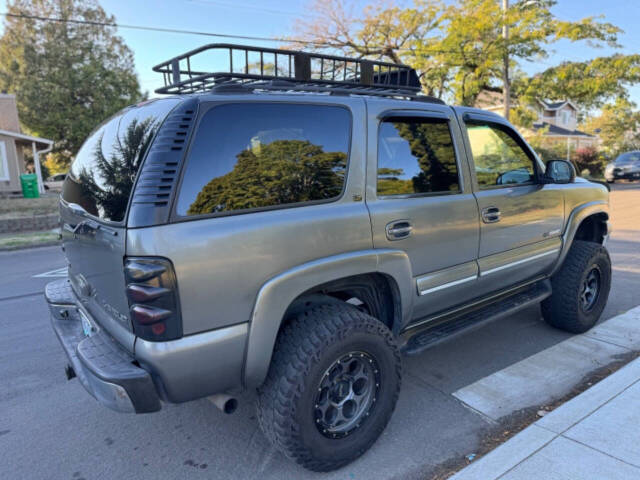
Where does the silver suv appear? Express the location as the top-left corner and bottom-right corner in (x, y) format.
(46, 45), (611, 471)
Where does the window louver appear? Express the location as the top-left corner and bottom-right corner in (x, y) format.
(128, 98), (198, 227)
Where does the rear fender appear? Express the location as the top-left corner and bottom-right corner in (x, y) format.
(243, 249), (413, 389)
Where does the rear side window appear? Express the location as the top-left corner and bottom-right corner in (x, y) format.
(377, 117), (459, 196)
(177, 103), (351, 217)
(62, 98), (180, 222)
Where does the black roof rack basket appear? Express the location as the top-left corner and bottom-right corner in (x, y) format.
(153, 43), (425, 98)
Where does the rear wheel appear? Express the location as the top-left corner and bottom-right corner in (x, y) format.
(257, 302), (401, 471)
(542, 240), (611, 333)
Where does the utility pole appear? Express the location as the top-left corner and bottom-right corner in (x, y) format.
(502, 0), (510, 121)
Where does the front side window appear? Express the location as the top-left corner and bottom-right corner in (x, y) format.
(377, 117), (459, 196)
(177, 103), (351, 216)
(466, 122), (536, 188)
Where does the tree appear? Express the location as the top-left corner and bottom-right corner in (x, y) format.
(514, 55), (640, 113)
(581, 98), (640, 156)
(0, 0), (143, 167)
(292, 0), (623, 107)
(290, 0), (443, 65)
(412, 0), (621, 106)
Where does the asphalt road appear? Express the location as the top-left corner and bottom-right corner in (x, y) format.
(1, 183), (638, 480)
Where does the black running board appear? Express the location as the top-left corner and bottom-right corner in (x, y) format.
(401, 280), (552, 356)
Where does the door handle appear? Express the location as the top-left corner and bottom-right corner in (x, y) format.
(386, 220), (413, 240)
(481, 206), (501, 224)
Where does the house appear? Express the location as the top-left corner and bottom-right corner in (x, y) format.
(475, 93), (597, 157)
(531, 100), (596, 151)
(0, 93), (53, 195)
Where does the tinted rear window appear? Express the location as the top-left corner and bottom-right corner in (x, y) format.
(62, 98), (180, 222)
(177, 103), (351, 217)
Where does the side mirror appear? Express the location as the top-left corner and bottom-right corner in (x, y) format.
(544, 160), (575, 184)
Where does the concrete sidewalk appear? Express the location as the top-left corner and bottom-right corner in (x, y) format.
(452, 317), (640, 479)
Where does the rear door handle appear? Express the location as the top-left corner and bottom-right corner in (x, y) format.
(481, 206), (501, 223)
(386, 220), (413, 240)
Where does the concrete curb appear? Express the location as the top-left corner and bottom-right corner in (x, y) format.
(451, 305), (640, 480)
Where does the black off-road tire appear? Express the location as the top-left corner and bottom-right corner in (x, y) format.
(256, 302), (401, 472)
(542, 240), (611, 333)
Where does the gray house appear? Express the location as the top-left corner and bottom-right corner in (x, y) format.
(0, 93), (53, 195)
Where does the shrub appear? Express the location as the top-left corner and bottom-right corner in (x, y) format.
(573, 146), (606, 176)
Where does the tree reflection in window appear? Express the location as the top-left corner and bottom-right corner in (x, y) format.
(377, 118), (459, 196)
(187, 139), (346, 215)
(75, 117), (157, 220)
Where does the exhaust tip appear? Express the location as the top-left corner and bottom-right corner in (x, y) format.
(208, 394), (238, 414)
(224, 398), (238, 414)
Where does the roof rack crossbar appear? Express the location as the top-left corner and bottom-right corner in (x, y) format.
(153, 43), (423, 96)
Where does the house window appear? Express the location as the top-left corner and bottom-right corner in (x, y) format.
(0, 141), (9, 181)
(561, 110), (571, 126)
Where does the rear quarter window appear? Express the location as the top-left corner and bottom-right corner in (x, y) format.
(62, 98), (180, 222)
(176, 103), (352, 217)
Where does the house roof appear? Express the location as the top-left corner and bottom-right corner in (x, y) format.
(538, 99), (578, 111)
(0, 128), (54, 148)
(533, 122), (594, 138)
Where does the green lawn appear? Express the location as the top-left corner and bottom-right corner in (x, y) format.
(0, 230), (59, 249)
(0, 194), (60, 219)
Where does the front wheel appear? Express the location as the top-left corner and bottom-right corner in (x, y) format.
(256, 302), (401, 471)
(542, 240), (611, 333)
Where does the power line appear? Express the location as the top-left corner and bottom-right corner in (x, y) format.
(187, 0), (315, 19)
(0, 12), (307, 44)
(0, 11), (449, 54)
(0, 11), (626, 62)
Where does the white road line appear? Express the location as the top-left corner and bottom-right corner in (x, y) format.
(33, 267), (68, 278)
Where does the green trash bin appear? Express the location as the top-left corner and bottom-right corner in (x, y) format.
(20, 173), (40, 198)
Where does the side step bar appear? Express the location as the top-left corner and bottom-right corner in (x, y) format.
(401, 280), (552, 356)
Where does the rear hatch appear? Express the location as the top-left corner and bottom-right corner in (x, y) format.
(60, 98), (181, 351)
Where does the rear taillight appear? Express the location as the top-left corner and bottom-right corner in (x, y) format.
(124, 257), (182, 341)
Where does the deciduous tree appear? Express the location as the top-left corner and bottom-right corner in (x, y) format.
(581, 98), (640, 156)
(292, 0), (624, 107)
(0, 0), (143, 167)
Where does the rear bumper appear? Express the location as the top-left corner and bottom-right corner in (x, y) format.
(46, 279), (161, 413)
